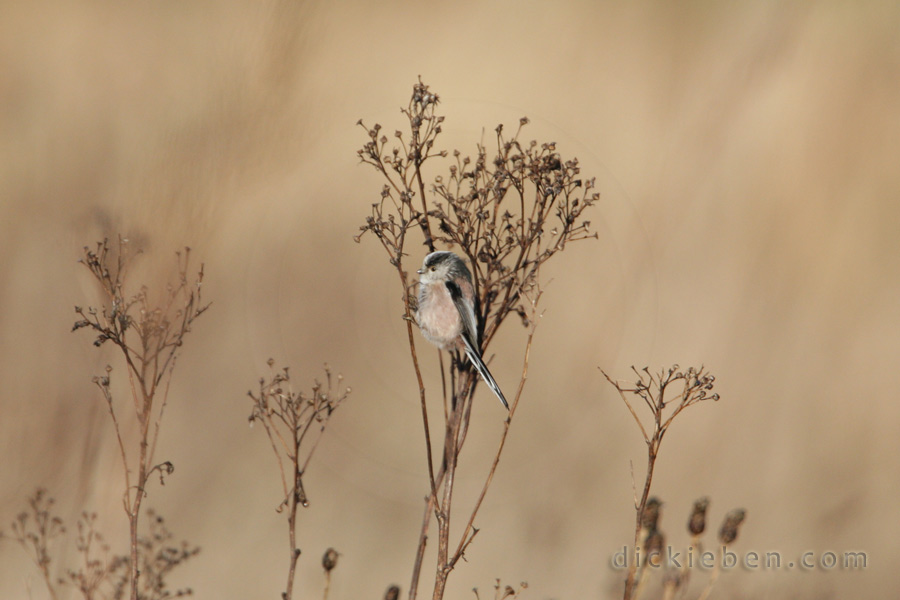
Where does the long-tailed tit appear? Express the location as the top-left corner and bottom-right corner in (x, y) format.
(415, 251), (509, 410)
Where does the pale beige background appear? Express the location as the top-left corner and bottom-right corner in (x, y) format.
(1, 1), (897, 598)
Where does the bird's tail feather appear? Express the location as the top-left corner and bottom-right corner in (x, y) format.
(461, 338), (509, 410)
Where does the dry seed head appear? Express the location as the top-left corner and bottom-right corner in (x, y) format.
(718, 508), (747, 545)
(644, 529), (665, 566)
(322, 547), (339, 572)
(642, 497), (662, 531)
(688, 497), (710, 536)
(383, 585), (400, 600)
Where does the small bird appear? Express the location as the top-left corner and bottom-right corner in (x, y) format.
(415, 251), (509, 410)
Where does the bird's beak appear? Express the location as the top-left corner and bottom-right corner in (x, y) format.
(416, 268), (423, 275)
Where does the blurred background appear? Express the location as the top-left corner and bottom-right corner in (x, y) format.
(1, 1), (898, 598)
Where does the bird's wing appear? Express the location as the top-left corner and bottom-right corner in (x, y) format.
(445, 280), (509, 410)
(444, 280), (480, 351)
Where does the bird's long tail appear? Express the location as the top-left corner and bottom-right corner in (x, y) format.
(460, 337), (509, 410)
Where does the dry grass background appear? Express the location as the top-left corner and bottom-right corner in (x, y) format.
(1, 1), (898, 598)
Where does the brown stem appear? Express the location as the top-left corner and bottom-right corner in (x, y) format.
(431, 395), (464, 600)
(408, 494), (433, 600)
(36, 542), (59, 600)
(696, 548), (722, 600)
(409, 463), (449, 600)
(398, 270), (438, 509)
(128, 483), (143, 600)
(401, 258), (442, 600)
(415, 162), (435, 253)
(284, 488), (300, 600)
(323, 570), (332, 600)
(622, 434), (660, 600)
(450, 323), (534, 567)
(282, 434), (303, 600)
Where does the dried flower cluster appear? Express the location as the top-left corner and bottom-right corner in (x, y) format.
(3, 490), (197, 600)
(357, 79), (598, 342)
(73, 238), (208, 361)
(247, 360), (350, 600)
(64, 511), (127, 600)
(603, 365), (728, 600)
(72, 237), (208, 600)
(122, 511), (200, 600)
(629, 495), (747, 600)
(358, 78), (601, 600)
(4, 489), (65, 600)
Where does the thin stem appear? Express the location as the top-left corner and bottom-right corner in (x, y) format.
(696, 552), (721, 600)
(322, 570), (332, 600)
(401, 270), (439, 508)
(409, 464), (447, 600)
(450, 313), (536, 567)
(408, 495), (433, 600)
(415, 156), (435, 253)
(283, 446), (301, 600)
(602, 371), (651, 444)
(431, 394), (465, 600)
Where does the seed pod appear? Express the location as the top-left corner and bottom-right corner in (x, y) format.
(322, 547), (339, 572)
(642, 497), (662, 531)
(688, 497), (710, 536)
(718, 509), (746, 545)
(383, 585), (400, 600)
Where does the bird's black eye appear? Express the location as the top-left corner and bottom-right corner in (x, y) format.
(430, 266), (436, 272)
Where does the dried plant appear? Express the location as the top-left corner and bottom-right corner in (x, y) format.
(247, 361), (350, 600)
(693, 509), (747, 600)
(2, 488), (65, 600)
(3, 490), (196, 600)
(688, 498), (710, 538)
(321, 547), (339, 600)
(357, 78), (599, 600)
(668, 497), (709, 595)
(602, 365), (726, 600)
(72, 237), (209, 600)
(122, 510), (199, 600)
(622, 495), (747, 600)
(64, 511), (128, 600)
